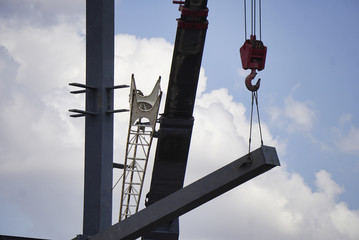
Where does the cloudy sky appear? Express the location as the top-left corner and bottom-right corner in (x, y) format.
(1, 0), (359, 239)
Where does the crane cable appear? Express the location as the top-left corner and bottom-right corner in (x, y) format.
(244, 0), (262, 40)
(244, 0), (264, 155)
(244, 0), (246, 40)
(248, 91), (264, 155)
(259, 0), (262, 40)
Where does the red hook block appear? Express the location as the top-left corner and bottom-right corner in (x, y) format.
(240, 35), (267, 71)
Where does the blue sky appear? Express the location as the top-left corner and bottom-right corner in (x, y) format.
(0, 0), (359, 239)
(115, 0), (359, 207)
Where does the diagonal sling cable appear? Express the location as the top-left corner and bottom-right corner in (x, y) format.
(248, 91), (264, 155)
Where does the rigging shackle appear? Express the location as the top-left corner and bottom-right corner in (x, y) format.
(245, 69), (261, 92)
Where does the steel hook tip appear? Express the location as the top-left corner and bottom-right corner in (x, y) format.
(245, 69), (261, 92)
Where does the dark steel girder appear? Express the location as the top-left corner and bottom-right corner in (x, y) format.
(144, 1), (209, 238)
(89, 146), (280, 240)
(146, 0), (208, 210)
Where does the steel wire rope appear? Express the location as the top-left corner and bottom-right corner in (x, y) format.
(248, 91), (255, 154)
(244, 0), (247, 40)
(248, 91), (264, 154)
(247, 0), (262, 38)
(259, 0), (262, 40)
(254, 91), (264, 146)
(251, 0), (253, 35)
(254, 0), (256, 36)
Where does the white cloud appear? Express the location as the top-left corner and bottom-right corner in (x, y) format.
(331, 202), (359, 239)
(332, 114), (359, 155)
(339, 113), (353, 127)
(114, 34), (207, 105)
(270, 96), (317, 133)
(181, 168), (359, 240)
(335, 126), (359, 154)
(284, 96), (316, 132)
(0, 3), (85, 238)
(0, 0), (84, 28)
(0, 23), (85, 96)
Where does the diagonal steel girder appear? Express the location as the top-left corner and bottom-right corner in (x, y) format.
(89, 145), (280, 240)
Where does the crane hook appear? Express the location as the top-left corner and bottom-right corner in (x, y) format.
(245, 69), (261, 92)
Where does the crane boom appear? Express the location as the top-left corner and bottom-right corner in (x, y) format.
(144, 0), (209, 238)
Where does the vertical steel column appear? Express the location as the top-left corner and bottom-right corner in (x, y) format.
(83, 0), (114, 236)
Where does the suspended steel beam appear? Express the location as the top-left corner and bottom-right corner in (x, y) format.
(89, 145), (280, 240)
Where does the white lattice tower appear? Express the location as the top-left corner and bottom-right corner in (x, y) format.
(119, 74), (162, 221)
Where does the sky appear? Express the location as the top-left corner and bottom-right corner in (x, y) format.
(0, 0), (359, 239)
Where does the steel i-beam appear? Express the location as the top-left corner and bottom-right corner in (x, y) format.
(89, 145), (280, 240)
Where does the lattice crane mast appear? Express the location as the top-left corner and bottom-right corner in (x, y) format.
(118, 74), (162, 221)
